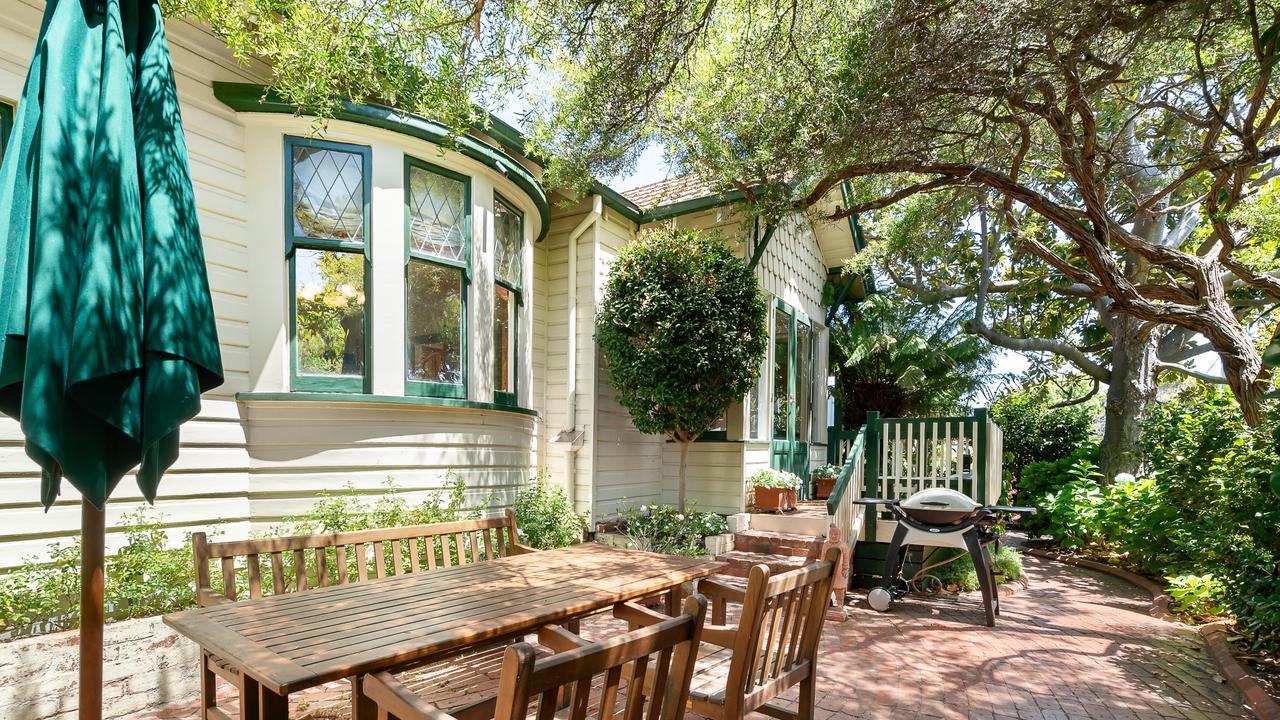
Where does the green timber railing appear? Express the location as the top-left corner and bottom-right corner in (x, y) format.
(824, 409), (1004, 544)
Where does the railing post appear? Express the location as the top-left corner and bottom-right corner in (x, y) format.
(863, 411), (880, 543)
(974, 407), (989, 506)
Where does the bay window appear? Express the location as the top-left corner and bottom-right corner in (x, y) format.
(493, 194), (522, 405)
(286, 136), (371, 393)
(405, 158), (469, 398)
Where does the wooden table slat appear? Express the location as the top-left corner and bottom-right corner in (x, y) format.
(164, 544), (722, 695)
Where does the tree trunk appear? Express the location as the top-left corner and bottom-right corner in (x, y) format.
(677, 439), (690, 511)
(1098, 316), (1158, 481)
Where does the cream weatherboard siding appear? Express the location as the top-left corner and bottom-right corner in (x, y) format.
(591, 211), (665, 519)
(536, 197), (600, 515)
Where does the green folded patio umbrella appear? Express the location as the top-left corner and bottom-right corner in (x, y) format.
(0, 0), (223, 717)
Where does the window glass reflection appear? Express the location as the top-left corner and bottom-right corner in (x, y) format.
(295, 248), (365, 376)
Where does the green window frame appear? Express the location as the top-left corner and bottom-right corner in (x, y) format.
(0, 102), (14, 164)
(493, 193), (523, 406)
(285, 135), (372, 393)
(404, 156), (470, 399)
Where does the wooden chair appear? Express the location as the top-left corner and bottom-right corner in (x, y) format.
(359, 594), (709, 720)
(191, 510), (533, 720)
(616, 547), (841, 720)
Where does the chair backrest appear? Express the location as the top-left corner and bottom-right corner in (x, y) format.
(725, 546), (841, 717)
(192, 509), (523, 605)
(496, 594), (707, 720)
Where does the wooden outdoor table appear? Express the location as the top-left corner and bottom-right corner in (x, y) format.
(163, 543), (724, 720)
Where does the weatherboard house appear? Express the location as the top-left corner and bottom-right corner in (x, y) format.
(0, 6), (862, 566)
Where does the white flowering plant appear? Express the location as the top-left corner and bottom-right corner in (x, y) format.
(610, 501), (728, 556)
(747, 468), (803, 490)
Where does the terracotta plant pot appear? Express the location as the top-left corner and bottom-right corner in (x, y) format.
(813, 476), (836, 499)
(753, 486), (795, 512)
(786, 489), (799, 509)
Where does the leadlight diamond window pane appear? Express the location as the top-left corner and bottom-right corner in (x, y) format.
(494, 196), (522, 286)
(408, 165), (466, 261)
(292, 146), (365, 242)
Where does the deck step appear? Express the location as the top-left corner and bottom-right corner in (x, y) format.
(732, 530), (823, 558)
(712, 550), (814, 578)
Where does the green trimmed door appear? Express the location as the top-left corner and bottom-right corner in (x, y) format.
(771, 302), (813, 485)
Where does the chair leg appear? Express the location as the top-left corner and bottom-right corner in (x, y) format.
(798, 672), (817, 720)
(200, 651), (218, 719)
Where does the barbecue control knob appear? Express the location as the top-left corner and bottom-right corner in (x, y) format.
(867, 587), (893, 612)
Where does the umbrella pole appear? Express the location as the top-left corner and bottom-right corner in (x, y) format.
(79, 500), (105, 720)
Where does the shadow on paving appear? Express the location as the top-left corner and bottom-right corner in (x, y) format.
(131, 554), (1250, 720)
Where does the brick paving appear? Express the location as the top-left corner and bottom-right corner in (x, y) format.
(132, 552), (1249, 720)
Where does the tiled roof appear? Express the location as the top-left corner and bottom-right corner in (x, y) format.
(620, 174), (718, 209)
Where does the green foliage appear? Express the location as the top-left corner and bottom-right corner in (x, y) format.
(513, 475), (586, 549)
(991, 381), (1097, 479)
(929, 545), (1023, 593)
(747, 468), (802, 490)
(1167, 574), (1228, 617)
(165, 0), (532, 134)
(610, 503), (728, 556)
(1037, 385), (1280, 653)
(1018, 447), (1099, 536)
(0, 511), (195, 638)
(274, 474), (474, 535)
(596, 226), (767, 505)
(0, 477), (491, 639)
(829, 294), (995, 426)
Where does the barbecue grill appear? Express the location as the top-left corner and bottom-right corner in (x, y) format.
(854, 488), (1035, 626)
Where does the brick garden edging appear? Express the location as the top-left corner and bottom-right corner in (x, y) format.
(1200, 622), (1280, 720)
(0, 614), (199, 720)
(1025, 547), (1279, 720)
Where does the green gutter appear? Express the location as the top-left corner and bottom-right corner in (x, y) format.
(840, 180), (876, 294)
(211, 82), (551, 242)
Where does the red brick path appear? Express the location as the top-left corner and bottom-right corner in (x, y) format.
(133, 553), (1249, 720)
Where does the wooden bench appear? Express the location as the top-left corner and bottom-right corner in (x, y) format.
(191, 510), (532, 720)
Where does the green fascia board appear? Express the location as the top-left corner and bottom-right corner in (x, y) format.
(236, 391), (540, 417)
(640, 188), (754, 224)
(211, 82), (551, 242)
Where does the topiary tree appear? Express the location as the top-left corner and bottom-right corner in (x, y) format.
(597, 226), (768, 509)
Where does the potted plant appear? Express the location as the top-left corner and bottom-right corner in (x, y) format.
(812, 464), (841, 499)
(749, 468), (802, 512)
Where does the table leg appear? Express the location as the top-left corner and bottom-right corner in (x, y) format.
(238, 674), (259, 720)
(351, 674), (377, 720)
(258, 686), (288, 720)
(666, 583), (685, 616)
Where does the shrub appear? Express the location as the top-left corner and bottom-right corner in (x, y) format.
(929, 545), (1024, 592)
(747, 468), (803, 490)
(1017, 446), (1098, 536)
(990, 381), (1096, 480)
(0, 511), (195, 638)
(513, 475), (586, 549)
(596, 227), (768, 508)
(1167, 574), (1228, 617)
(610, 503), (728, 556)
(274, 474), (474, 535)
(1035, 385), (1280, 653)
